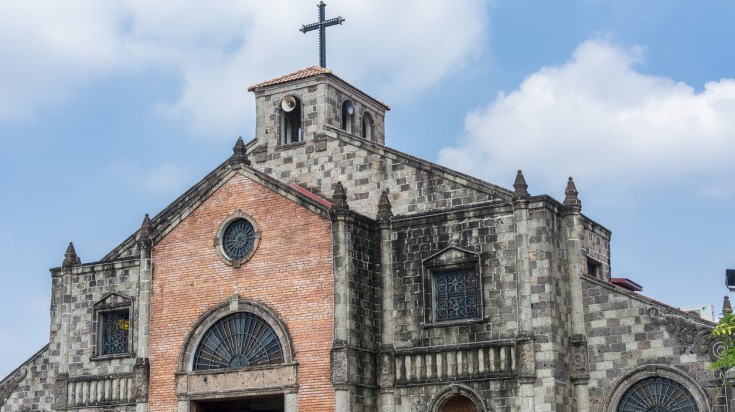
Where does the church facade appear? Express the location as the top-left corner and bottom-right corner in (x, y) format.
(0, 66), (728, 411)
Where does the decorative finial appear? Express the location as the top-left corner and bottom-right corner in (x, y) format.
(62, 242), (81, 268)
(139, 214), (152, 246)
(563, 176), (582, 212)
(376, 189), (393, 221)
(300, 1), (345, 68)
(512, 170), (530, 202)
(331, 181), (349, 211)
(724, 296), (732, 314)
(230, 137), (251, 165)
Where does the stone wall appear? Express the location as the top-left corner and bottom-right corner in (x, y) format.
(526, 202), (574, 411)
(582, 277), (724, 411)
(344, 216), (380, 411)
(582, 217), (612, 281)
(0, 347), (53, 411)
(252, 75), (387, 149)
(148, 171), (335, 411)
(249, 128), (511, 220)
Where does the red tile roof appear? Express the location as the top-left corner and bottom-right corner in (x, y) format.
(288, 183), (332, 209)
(247, 66), (390, 110)
(247, 66), (332, 91)
(610, 277), (643, 292)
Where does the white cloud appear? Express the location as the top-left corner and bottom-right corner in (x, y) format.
(438, 39), (735, 198)
(0, 1), (490, 136)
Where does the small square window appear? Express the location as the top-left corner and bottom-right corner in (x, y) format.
(99, 310), (130, 356)
(432, 268), (480, 322)
(587, 259), (601, 278)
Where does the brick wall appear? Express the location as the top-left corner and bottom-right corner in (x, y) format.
(148, 172), (335, 411)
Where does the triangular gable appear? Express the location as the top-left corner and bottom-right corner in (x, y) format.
(94, 292), (133, 308)
(101, 161), (335, 262)
(423, 246), (480, 268)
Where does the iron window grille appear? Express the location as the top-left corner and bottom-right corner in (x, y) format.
(99, 310), (130, 356)
(193, 312), (283, 371)
(222, 219), (256, 261)
(432, 268), (479, 322)
(617, 377), (698, 412)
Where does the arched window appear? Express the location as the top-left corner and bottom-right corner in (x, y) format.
(342, 100), (354, 133)
(192, 312), (283, 371)
(616, 377), (698, 412)
(280, 95), (302, 145)
(361, 112), (374, 140)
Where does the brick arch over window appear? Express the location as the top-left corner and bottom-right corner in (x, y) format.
(602, 365), (709, 412)
(428, 384), (486, 412)
(178, 296), (294, 372)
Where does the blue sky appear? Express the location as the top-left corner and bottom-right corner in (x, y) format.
(1, 0), (734, 378)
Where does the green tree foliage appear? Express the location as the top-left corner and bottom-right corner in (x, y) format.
(710, 312), (735, 371)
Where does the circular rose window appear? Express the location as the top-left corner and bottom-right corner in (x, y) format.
(215, 211), (260, 267)
(222, 219), (255, 260)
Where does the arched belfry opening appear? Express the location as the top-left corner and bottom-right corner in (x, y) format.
(280, 95), (302, 145)
(341, 100), (354, 133)
(361, 111), (374, 140)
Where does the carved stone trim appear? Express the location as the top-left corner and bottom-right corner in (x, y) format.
(569, 334), (589, 383)
(0, 366), (27, 406)
(378, 353), (395, 388)
(53, 372), (68, 409)
(516, 336), (536, 381)
(134, 357), (150, 402)
(646, 306), (720, 360)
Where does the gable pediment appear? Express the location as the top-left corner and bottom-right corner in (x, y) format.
(423, 246), (479, 268)
(94, 292), (132, 309)
(100, 160), (333, 262)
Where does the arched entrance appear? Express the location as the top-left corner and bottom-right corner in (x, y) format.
(441, 394), (479, 412)
(176, 297), (297, 412)
(429, 384), (485, 412)
(193, 395), (284, 412)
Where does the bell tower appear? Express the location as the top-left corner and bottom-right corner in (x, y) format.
(247, 66), (390, 163)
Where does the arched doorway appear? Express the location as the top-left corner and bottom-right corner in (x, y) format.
(194, 395), (284, 412)
(176, 297), (298, 412)
(441, 394), (479, 412)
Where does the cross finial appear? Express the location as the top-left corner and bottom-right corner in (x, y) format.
(300, 1), (345, 68)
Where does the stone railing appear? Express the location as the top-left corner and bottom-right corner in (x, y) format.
(394, 341), (516, 385)
(67, 374), (134, 407)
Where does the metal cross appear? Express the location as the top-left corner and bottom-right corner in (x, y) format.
(300, 1), (345, 68)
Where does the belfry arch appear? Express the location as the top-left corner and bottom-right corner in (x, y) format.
(175, 296), (298, 412)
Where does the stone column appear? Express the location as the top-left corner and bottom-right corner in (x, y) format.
(330, 182), (351, 412)
(136, 215), (152, 412)
(512, 171), (536, 411)
(54, 243), (80, 410)
(561, 177), (590, 409)
(376, 191), (395, 411)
